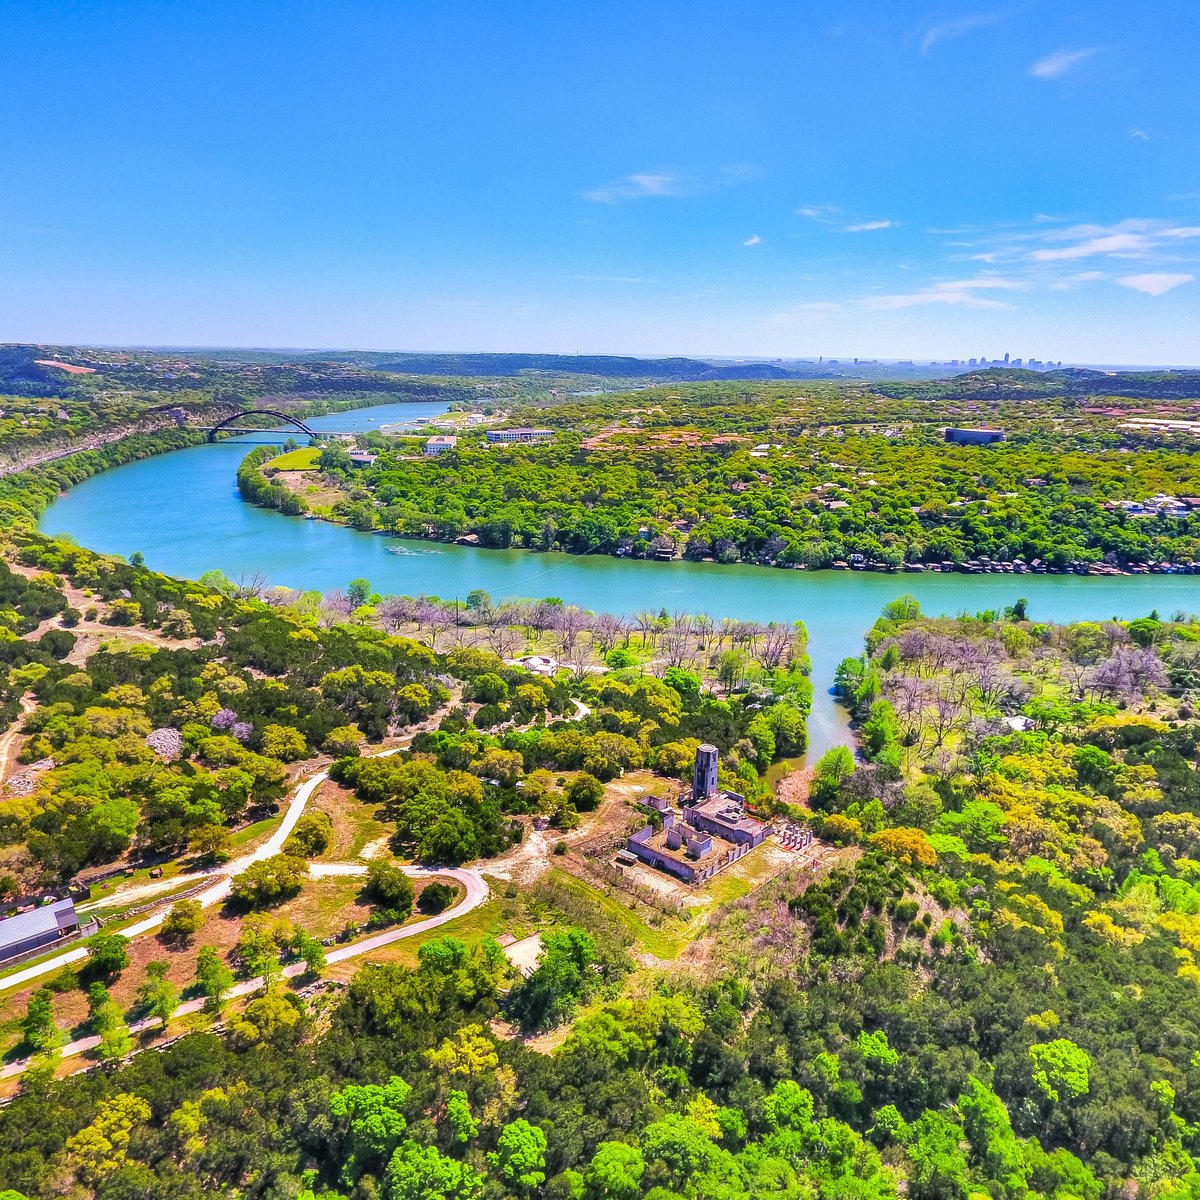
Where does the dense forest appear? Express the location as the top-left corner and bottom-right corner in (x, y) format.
(1, 347), (1200, 1199)
(249, 377), (1200, 570)
(2, 590), (1200, 1200)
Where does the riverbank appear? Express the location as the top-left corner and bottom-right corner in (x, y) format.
(36, 398), (1200, 762)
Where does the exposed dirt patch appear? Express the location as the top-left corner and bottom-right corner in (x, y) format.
(33, 360), (95, 375)
(0, 901), (243, 1049)
(774, 764), (814, 809)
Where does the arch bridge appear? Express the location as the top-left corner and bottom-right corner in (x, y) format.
(206, 409), (318, 442)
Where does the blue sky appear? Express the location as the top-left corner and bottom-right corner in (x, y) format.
(2, 1), (1199, 363)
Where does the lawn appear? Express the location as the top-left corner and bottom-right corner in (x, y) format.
(541, 868), (697, 960)
(266, 446), (321, 470)
(275, 875), (373, 942)
(324, 894), (509, 980)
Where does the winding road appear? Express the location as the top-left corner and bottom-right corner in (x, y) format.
(0, 743), (490, 1079)
(0, 864), (487, 1080)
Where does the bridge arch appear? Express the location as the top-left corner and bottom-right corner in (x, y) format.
(206, 409), (318, 442)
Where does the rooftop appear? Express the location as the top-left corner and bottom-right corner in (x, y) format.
(0, 898), (77, 950)
(689, 791), (768, 840)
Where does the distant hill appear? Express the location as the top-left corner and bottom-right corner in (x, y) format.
(0, 345), (82, 397)
(303, 351), (804, 382)
(877, 366), (1200, 402)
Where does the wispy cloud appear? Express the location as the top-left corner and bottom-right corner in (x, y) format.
(569, 274), (655, 284)
(845, 220), (894, 233)
(1032, 232), (1151, 261)
(583, 166), (754, 205)
(1029, 48), (1098, 80)
(1117, 273), (1194, 296)
(796, 204), (841, 222)
(743, 234), (762, 247)
(1048, 270), (1107, 291)
(862, 276), (1023, 311)
(1129, 128), (1151, 141)
(583, 171), (688, 204)
(919, 10), (1007, 55)
(1029, 220), (1200, 262)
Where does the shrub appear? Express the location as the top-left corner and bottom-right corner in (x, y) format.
(418, 881), (457, 914)
(161, 899), (204, 943)
(229, 855), (308, 909)
(364, 861), (415, 923)
(283, 810), (333, 858)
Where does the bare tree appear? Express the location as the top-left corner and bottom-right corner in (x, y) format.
(591, 611), (627, 656)
(633, 610), (657, 650)
(378, 595), (417, 634)
(488, 625), (525, 661)
(417, 600), (454, 650)
(1088, 647), (1168, 702)
(661, 616), (697, 669)
(319, 590), (354, 627)
(755, 623), (793, 671)
(552, 605), (590, 661)
(233, 570), (270, 600)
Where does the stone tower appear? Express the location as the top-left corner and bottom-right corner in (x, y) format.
(692, 743), (719, 804)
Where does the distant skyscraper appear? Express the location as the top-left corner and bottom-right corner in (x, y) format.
(692, 744), (719, 804)
(1003, 352), (1010, 365)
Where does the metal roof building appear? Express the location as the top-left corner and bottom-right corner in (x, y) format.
(0, 898), (80, 964)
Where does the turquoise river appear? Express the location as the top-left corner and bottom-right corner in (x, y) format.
(39, 400), (1200, 759)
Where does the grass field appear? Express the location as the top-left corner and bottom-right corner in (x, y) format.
(266, 447), (321, 470)
(542, 868), (698, 959)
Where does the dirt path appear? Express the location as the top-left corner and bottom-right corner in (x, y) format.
(0, 694), (36, 785)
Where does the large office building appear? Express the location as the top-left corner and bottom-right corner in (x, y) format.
(485, 427), (553, 444)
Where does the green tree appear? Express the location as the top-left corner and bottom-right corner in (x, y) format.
(385, 1140), (484, 1200)
(445, 1090), (478, 1144)
(21, 987), (59, 1056)
(906, 1110), (971, 1200)
(365, 860), (416, 923)
(189, 822), (232, 861)
(195, 944), (235, 1013)
(585, 1141), (645, 1200)
(811, 745), (855, 809)
(65, 1093), (151, 1185)
(161, 898), (204, 943)
(229, 854), (308, 908)
(490, 1119), (548, 1191)
(261, 723), (308, 761)
(330, 1074), (412, 1182)
(297, 931), (327, 976)
(85, 932), (130, 980)
(509, 927), (598, 1032)
(137, 959), (179, 1028)
(565, 772), (605, 812)
(1029, 1038), (1092, 1102)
